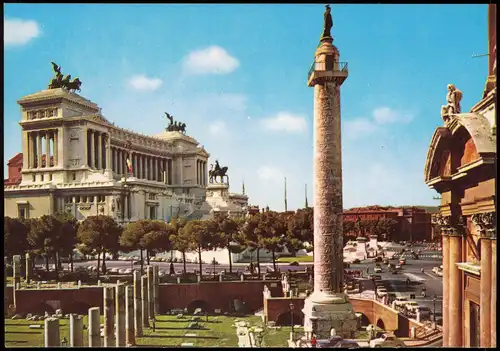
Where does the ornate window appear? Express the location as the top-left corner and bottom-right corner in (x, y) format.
(18, 204), (29, 219)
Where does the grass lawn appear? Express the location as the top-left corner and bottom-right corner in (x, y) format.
(5, 315), (293, 347)
(277, 256), (314, 263)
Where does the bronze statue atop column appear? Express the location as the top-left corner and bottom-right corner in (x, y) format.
(321, 5), (333, 39)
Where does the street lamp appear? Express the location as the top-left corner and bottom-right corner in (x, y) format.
(290, 302), (295, 342)
(433, 294), (437, 330)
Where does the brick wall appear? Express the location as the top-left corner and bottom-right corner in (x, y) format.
(265, 296), (414, 337)
(12, 287), (104, 315)
(158, 280), (283, 313)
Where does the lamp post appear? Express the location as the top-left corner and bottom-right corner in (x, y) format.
(433, 294), (437, 330)
(290, 302), (295, 342)
(121, 140), (132, 225)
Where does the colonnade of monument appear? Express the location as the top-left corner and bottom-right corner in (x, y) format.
(43, 265), (161, 347)
(439, 213), (497, 348)
(26, 130), (58, 169)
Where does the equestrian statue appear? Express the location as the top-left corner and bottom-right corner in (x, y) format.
(164, 112), (187, 134)
(209, 160), (229, 184)
(48, 62), (82, 92)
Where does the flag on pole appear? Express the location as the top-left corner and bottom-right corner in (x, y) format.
(126, 158), (132, 174)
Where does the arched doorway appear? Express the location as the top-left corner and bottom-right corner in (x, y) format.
(186, 300), (212, 314)
(376, 318), (386, 331)
(357, 313), (371, 327)
(276, 311), (304, 326)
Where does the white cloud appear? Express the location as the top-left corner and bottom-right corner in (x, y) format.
(372, 107), (414, 124)
(343, 118), (378, 140)
(257, 166), (285, 183)
(260, 112), (307, 133)
(183, 46), (240, 75)
(4, 19), (41, 46)
(127, 75), (163, 91)
(208, 120), (227, 136)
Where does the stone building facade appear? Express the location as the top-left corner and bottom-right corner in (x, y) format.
(343, 206), (433, 242)
(423, 5), (496, 347)
(4, 87), (214, 223)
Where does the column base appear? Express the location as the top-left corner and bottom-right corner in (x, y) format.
(302, 291), (358, 339)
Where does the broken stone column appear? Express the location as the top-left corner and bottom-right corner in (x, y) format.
(103, 286), (115, 347)
(153, 265), (160, 315)
(115, 283), (126, 347)
(125, 285), (135, 346)
(147, 266), (154, 319)
(141, 275), (150, 328)
(44, 317), (60, 347)
(88, 307), (101, 347)
(25, 254), (32, 284)
(13, 255), (21, 305)
(133, 270), (143, 337)
(69, 313), (84, 346)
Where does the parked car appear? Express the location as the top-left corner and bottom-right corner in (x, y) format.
(290, 261), (299, 266)
(372, 275), (382, 281)
(332, 339), (360, 349)
(369, 333), (406, 348)
(316, 335), (344, 348)
(352, 259), (361, 264)
(395, 264), (402, 270)
(374, 267), (383, 273)
(399, 258), (406, 265)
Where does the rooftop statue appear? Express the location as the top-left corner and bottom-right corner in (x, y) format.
(48, 62), (82, 92)
(440, 84), (462, 122)
(322, 5), (333, 39)
(164, 112), (187, 134)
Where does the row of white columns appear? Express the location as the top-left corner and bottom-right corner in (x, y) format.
(111, 149), (173, 184)
(87, 129), (108, 170)
(27, 130), (58, 169)
(196, 160), (207, 186)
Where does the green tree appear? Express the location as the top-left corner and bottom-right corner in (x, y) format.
(169, 217), (188, 274)
(287, 208), (314, 254)
(54, 212), (78, 272)
(239, 213), (263, 277)
(181, 220), (217, 278)
(211, 213), (242, 273)
(121, 219), (153, 273)
(4, 217), (29, 261)
(78, 215), (121, 278)
(258, 211), (287, 271)
(141, 221), (174, 261)
(27, 215), (61, 272)
(375, 218), (398, 240)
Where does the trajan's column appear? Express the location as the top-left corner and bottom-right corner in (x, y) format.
(302, 5), (358, 339)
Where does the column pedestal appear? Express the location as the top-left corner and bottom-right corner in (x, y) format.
(302, 292), (357, 339)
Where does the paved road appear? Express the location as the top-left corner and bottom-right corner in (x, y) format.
(51, 260), (309, 274)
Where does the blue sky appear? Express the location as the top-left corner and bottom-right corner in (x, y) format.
(4, 4), (489, 211)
